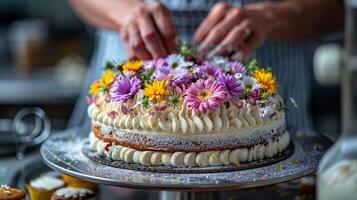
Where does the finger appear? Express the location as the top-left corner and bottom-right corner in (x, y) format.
(199, 8), (244, 51)
(136, 12), (167, 58)
(120, 27), (136, 60)
(125, 42), (136, 60)
(240, 32), (263, 60)
(214, 20), (251, 52)
(149, 2), (177, 53)
(128, 22), (152, 60)
(193, 2), (230, 43)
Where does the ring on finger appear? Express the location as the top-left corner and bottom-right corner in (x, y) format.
(243, 27), (252, 38)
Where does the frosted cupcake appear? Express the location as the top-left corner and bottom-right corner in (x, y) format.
(26, 176), (66, 200)
(51, 187), (96, 200)
(62, 175), (98, 191)
(0, 185), (26, 200)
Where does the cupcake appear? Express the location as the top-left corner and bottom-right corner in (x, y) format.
(51, 187), (96, 200)
(62, 175), (98, 191)
(0, 185), (26, 200)
(26, 176), (66, 200)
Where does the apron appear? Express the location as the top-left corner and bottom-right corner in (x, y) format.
(69, 0), (313, 132)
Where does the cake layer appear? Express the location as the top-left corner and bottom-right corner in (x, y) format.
(87, 95), (284, 136)
(89, 131), (290, 167)
(92, 117), (286, 152)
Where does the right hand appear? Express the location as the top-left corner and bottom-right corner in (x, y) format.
(118, 2), (177, 60)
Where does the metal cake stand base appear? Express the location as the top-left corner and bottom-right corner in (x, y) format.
(40, 129), (330, 200)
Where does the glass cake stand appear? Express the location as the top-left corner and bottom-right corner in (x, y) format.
(40, 128), (330, 200)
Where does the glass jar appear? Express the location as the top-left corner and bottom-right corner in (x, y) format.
(317, 1), (357, 199)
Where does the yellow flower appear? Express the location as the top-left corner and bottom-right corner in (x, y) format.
(143, 80), (170, 101)
(253, 69), (277, 94)
(122, 60), (143, 73)
(89, 70), (117, 95)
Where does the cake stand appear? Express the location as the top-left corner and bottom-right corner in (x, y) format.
(41, 128), (330, 200)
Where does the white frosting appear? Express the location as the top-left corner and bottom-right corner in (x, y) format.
(30, 176), (65, 190)
(0, 185), (9, 189)
(89, 131), (290, 167)
(88, 95), (284, 135)
(54, 187), (93, 198)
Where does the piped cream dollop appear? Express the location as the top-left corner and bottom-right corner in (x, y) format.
(89, 131), (290, 167)
(88, 94), (284, 135)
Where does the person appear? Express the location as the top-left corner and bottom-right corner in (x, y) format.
(68, 0), (344, 132)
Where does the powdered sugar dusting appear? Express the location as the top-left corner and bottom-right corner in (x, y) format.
(40, 131), (329, 189)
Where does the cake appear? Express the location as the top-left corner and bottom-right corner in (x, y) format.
(87, 46), (289, 168)
(51, 187), (95, 200)
(26, 176), (66, 200)
(62, 175), (98, 191)
(0, 185), (26, 200)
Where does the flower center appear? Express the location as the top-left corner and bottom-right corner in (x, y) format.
(246, 84), (252, 90)
(172, 62), (179, 69)
(168, 74), (176, 79)
(199, 89), (212, 100)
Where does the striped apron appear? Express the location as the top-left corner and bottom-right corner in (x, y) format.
(69, 0), (313, 132)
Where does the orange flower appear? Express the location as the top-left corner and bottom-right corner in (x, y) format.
(253, 69), (277, 94)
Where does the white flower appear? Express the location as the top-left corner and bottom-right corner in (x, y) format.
(143, 60), (155, 70)
(191, 66), (200, 74)
(234, 73), (243, 80)
(210, 56), (230, 71)
(166, 54), (193, 68)
(241, 76), (260, 90)
(260, 106), (276, 119)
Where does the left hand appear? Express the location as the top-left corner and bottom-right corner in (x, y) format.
(193, 2), (275, 60)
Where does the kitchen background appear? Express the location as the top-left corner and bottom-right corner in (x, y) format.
(0, 0), (343, 199)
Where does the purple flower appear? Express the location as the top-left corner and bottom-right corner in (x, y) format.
(217, 74), (243, 100)
(248, 88), (263, 105)
(197, 63), (224, 79)
(230, 61), (246, 74)
(143, 58), (167, 70)
(111, 76), (141, 103)
(185, 79), (228, 113)
(156, 65), (190, 85)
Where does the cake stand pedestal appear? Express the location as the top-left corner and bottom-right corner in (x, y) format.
(40, 129), (330, 200)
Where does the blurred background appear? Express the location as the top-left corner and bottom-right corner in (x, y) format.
(0, 0), (93, 142)
(0, 0), (344, 199)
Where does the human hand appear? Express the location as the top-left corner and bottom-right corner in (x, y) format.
(193, 2), (274, 60)
(118, 2), (177, 60)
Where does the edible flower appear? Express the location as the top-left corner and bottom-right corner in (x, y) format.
(156, 65), (190, 85)
(185, 79), (227, 113)
(89, 70), (117, 95)
(143, 80), (170, 101)
(217, 74), (244, 100)
(111, 76), (141, 103)
(166, 54), (193, 68)
(253, 68), (277, 95)
(122, 60), (143, 73)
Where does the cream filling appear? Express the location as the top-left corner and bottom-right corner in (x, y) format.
(89, 131), (290, 167)
(88, 95), (284, 135)
(54, 187), (94, 198)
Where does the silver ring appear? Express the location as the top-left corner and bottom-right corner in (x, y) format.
(243, 27), (252, 38)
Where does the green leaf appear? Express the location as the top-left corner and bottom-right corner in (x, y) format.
(103, 61), (116, 71)
(142, 96), (150, 109)
(168, 92), (180, 108)
(262, 92), (270, 99)
(246, 59), (259, 74)
(179, 42), (192, 57)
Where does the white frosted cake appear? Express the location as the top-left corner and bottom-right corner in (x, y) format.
(87, 48), (289, 168)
